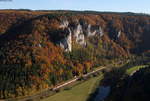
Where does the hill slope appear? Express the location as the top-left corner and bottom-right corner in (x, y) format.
(0, 10), (150, 99)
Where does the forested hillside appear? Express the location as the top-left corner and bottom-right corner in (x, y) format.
(0, 10), (150, 99)
(106, 66), (150, 101)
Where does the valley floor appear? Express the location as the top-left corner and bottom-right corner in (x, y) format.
(41, 74), (103, 101)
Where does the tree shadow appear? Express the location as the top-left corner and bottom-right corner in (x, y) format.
(87, 58), (150, 101)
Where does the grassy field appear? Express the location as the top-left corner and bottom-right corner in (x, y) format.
(126, 65), (148, 75)
(42, 74), (103, 101)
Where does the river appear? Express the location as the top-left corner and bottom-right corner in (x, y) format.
(94, 86), (110, 101)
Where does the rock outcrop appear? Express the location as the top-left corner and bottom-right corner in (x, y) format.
(59, 28), (72, 51)
(58, 21), (104, 51)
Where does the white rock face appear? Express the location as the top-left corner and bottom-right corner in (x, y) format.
(117, 30), (121, 38)
(38, 44), (42, 48)
(67, 28), (72, 51)
(59, 28), (72, 52)
(76, 34), (86, 46)
(74, 24), (83, 38)
(87, 24), (97, 36)
(73, 24), (86, 46)
(58, 21), (104, 52)
(59, 20), (69, 29)
(87, 24), (104, 37)
(99, 26), (104, 37)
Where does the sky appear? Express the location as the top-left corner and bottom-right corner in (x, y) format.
(0, 0), (150, 14)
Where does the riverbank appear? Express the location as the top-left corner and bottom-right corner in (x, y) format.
(42, 74), (103, 101)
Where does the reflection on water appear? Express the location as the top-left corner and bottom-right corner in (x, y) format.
(94, 86), (110, 101)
